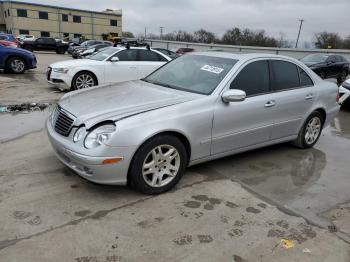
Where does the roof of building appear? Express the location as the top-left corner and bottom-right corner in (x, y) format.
(0, 0), (122, 16)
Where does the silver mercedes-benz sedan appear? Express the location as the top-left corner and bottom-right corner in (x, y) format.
(47, 52), (340, 194)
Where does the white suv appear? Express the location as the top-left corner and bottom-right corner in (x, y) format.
(47, 47), (171, 91)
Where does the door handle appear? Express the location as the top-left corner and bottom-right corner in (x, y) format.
(265, 100), (276, 108)
(305, 94), (314, 100)
(129, 66), (137, 69)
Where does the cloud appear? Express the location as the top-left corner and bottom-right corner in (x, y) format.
(13, 0), (350, 42)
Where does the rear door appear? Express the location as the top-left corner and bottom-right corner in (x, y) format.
(212, 60), (275, 154)
(270, 60), (315, 139)
(104, 49), (139, 83)
(137, 50), (168, 78)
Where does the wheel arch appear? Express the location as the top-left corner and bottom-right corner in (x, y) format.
(313, 107), (326, 124)
(126, 130), (192, 185)
(71, 70), (99, 87)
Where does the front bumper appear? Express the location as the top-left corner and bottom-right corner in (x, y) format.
(46, 119), (136, 185)
(47, 70), (72, 90)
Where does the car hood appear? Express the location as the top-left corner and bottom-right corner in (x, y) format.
(58, 80), (201, 129)
(50, 59), (101, 68)
(9, 47), (34, 56)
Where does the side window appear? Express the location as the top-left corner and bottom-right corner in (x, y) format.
(271, 60), (300, 91)
(298, 67), (313, 87)
(327, 56), (336, 63)
(230, 60), (270, 96)
(114, 50), (138, 61)
(138, 50), (164, 62)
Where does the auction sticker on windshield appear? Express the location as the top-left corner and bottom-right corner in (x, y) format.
(201, 65), (224, 74)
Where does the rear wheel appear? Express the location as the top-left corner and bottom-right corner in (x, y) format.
(6, 57), (26, 74)
(293, 111), (324, 149)
(71, 71), (97, 90)
(129, 134), (188, 195)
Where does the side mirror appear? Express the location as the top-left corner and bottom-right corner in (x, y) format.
(110, 57), (119, 62)
(222, 89), (246, 103)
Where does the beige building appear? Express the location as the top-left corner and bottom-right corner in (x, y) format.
(0, 1), (122, 40)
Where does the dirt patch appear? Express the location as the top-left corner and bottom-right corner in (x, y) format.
(0, 102), (50, 113)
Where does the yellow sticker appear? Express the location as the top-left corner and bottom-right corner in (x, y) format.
(281, 239), (295, 249)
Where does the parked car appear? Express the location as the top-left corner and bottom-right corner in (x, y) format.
(300, 54), (349, 83)
(0, 40), (18, 48)
(47, 47), (171, 90)
(71, 41), (112, 59)
(339, 79), (350, 109)
(78, 43), (113, 58)
(47, 53), (339, 194)
(176, 47), (195, 55)
(68, 40), (110, 56)
(18, 34), (36, 42)
(0, 33), (20, 46)
(21, 37), (69, 54)
(0, 44), (37, 73)
(153, 48), (178, 59)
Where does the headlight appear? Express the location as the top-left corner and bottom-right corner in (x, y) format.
(53, 68), (69, 73)
(84, 124), (116, 149)
(73, 126), (85, 143)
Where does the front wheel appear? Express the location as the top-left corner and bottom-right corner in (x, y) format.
(293, 111), (324, 149)
(56, 47), (66, 54)
(6, 57), (26, 74)
(71, 71), (97, 90)
(129, 135), (188, 195)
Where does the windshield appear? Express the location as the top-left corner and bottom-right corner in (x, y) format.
(89, 47), (119, 61)
(301, 54), (329, 63)
(144, 55), (237, 95)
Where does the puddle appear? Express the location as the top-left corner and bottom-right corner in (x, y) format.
(192, 112), (350, 237)
(0, 103), (50, 113)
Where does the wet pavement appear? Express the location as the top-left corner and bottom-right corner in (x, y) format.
(0, 53), (349, 261)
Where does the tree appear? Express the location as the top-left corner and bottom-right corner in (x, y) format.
(122, 32), (135, 38)
(314, 32), (343, 49)
(193, 29), (216, 44)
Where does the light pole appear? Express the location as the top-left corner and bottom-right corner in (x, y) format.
(160, 26), (164, 40)
(295, 19), (304, 48)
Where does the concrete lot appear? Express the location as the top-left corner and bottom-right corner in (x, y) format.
(0, 53), (350, 262)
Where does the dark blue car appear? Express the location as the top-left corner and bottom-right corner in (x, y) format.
(0, 44), (37, 73)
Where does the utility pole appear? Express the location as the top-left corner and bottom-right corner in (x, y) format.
(160, 26), (164, 40)
(144, 27), (147, 39)
(295, 18), (304, 48)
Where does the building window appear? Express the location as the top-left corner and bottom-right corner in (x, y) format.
(39, 11), (48, 20)
(62, 14), (68, 22)
(19, 29), (30, 35)
(17, 9), (27, 17)
(4, 11), (7, 18)
(74, 33), (82, 38)
(41, 31), (50, 37)
(110, 20), (118, 26)
(73, 15), (81, 23)
(63, 33), (69, 38)
(7, 9), (10, 16)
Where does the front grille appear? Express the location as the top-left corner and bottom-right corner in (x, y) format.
(46, 67), (52, 81)
(54, 106), (75, 136)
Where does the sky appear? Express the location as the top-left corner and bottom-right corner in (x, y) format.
(12, 0), (350, 43)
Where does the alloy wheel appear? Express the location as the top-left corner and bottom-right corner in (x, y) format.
(142, 145), (180, 187)
(305, 117), (321, 145)
(75, 74), (95, 89)
(11, 59), (25, 73)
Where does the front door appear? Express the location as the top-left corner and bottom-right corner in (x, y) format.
(104, 49), (139, 83)
(212, 60), (275, 155)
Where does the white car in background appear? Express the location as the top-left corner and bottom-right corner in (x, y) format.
(47, 47), (171, 91)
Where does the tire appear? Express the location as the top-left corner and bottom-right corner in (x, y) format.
(71, 71), (97, 90)
(129, 134), (188, 195)
(337, 70), (348, 84)
(293, 111), (324, 149)
(56, 47), (65, 54)
(6, 57), (26, 74)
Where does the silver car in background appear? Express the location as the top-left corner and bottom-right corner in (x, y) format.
(47, 52), (340, 194)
